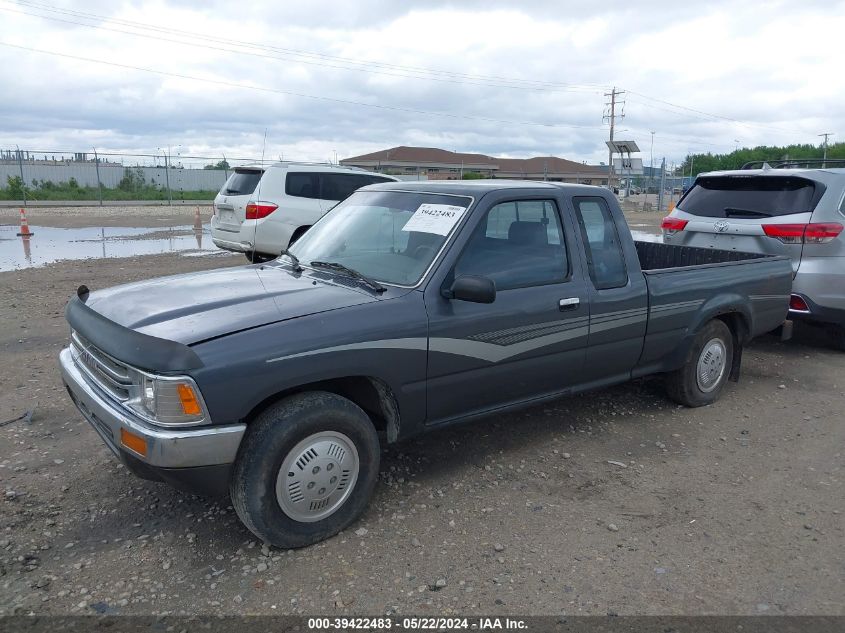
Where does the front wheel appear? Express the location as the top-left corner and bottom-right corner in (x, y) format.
(230, 392), (380, 548)
(666, 319), (734, 407)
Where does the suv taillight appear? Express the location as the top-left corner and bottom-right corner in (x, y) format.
(245, 202), (278, 220)
(762, 222), (843, 244)
(661, 217), (688, 233)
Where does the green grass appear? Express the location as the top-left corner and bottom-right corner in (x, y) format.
(2, 172), (217, 202)
(0, 184), (217, 202)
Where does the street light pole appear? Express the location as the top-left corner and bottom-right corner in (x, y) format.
(93, 147), (103, 207)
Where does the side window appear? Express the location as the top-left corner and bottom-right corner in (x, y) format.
(285, 172), (320, 199)
(573, 197), (628, 289)
(320, 174), (377, 201)
(455, 200), (568, 290)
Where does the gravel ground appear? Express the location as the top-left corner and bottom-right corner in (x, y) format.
(0, 208), (842, 617)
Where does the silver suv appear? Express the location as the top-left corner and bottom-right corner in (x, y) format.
(662, 160), (845, 349)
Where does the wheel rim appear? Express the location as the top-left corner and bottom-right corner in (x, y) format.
(275, 431), (359, 523)
(696, 338), (727, 393)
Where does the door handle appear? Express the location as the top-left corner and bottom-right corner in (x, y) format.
(559, 297), (580, 311)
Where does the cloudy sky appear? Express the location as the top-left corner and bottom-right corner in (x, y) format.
(0, 0), (842, 167)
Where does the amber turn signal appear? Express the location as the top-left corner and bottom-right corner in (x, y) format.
(120, 427), (148, 457)
(176, 383), (202, 416)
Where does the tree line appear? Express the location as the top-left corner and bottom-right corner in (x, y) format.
(679, 142), (845, 175)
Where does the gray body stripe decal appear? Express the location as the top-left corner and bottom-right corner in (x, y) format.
(589, 314), (647, 333)
(266, 326), (591, 365)
(266, 337), (427, 363)
(429, 327), (589, 362)
(750, 294), (789, 300)
(266, 300), (714, 365)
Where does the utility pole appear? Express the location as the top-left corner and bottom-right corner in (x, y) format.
(603, 87), (625, 189)
(819, 132), (834, 167)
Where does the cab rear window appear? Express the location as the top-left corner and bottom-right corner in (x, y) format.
(679, 176), (823, 218)
(220, 169), (263, 196)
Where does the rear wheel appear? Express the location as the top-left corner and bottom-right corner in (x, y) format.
(230, 391), (380, 548)
(666, 319), (734, 407)
(829, 324), (845, 351)
(245, 251), (276, 264)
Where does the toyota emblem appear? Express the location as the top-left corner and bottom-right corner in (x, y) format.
(714, 220), (730, 233)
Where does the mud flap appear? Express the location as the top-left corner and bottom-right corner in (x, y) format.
(729, 344), (743, 382)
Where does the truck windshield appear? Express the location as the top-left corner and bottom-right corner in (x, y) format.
(290, 190), (471, 286)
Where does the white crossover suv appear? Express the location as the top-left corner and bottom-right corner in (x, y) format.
(211, 163), (398, 262)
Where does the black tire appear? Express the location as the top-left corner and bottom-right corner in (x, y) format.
(245, 251), (276, 264)
(828, 324), (845, 351)
(230, 391), (380, 548)
(666, 319), (734, 407)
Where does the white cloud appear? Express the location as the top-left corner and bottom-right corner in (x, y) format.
(0, 0), (841, 165)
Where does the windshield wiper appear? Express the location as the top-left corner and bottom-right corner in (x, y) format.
(724, 207), (772, 218)
(279, 249), (302, 272)
(309, 260), (386, 293)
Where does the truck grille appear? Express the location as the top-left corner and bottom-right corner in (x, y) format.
(70, 331), (133, 402)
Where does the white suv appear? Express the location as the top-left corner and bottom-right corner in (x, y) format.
(211, 163), (399, 262)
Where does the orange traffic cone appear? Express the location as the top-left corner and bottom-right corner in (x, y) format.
(194, 206), (202, 231)
(17, 208), (33, 237)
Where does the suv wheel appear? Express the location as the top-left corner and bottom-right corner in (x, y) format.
(230, 391), (380, 548)
(666, 319), (734, 407)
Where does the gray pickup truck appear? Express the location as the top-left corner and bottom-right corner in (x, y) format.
(60, 181), (792, 548)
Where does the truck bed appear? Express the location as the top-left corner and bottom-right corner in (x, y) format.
(634, 240), (768, 271)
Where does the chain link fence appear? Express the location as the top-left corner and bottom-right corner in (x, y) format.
(0, 148), (281, 205)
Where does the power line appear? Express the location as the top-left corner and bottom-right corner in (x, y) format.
(3, 0), (818, 136)
(2, 0), (604, 94)
(0, 41), (607, 132)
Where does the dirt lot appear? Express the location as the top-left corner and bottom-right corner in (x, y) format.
(0, 208), (843, 616)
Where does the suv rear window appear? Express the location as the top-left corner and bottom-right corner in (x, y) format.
(285, 172), (393, 201)
(220, 169), (263, 196)
(679, 176), (822, 218)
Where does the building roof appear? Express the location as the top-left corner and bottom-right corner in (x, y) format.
(342, 146), (605, 175)
(494, 156), (600, 175)
(343, 146), (495, 166)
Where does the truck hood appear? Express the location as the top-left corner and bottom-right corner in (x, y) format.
(84, 264), (377, 345)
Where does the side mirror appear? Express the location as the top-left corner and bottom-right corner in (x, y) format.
(442, 275), (496, 304)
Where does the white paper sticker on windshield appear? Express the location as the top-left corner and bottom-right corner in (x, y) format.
(401, 203), (466, 236)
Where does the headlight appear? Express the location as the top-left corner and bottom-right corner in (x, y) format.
(125, 372), (209, 427)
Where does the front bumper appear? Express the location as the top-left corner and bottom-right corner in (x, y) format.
(59, 347), (245, 495)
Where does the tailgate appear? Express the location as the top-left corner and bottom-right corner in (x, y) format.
(669, 210), (809, 271)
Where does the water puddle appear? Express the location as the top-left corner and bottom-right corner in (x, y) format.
(0, 224), (228, 271)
